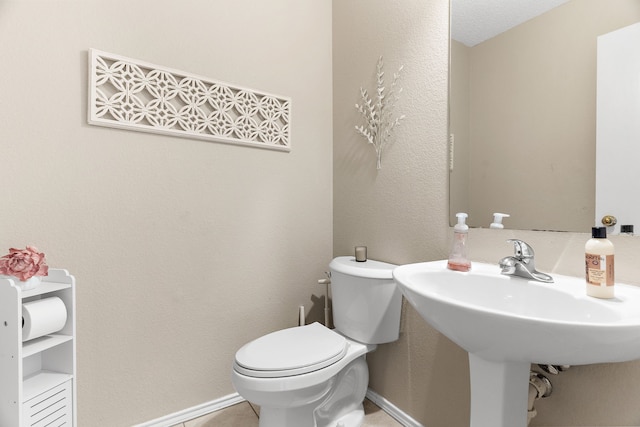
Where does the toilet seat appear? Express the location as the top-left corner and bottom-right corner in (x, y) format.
(234, 322), (348, 378)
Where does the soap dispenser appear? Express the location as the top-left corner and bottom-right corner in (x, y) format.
(448, 213), (471, 272)
(490, 213), (510, 229)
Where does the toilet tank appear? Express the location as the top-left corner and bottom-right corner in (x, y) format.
(329, 256), (402, 344)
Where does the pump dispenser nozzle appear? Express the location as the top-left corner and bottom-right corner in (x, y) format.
(490, 213), (510, 229)
(455, 212), (469, 231)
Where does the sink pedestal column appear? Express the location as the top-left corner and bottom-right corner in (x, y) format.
(468, 354), (530, 427)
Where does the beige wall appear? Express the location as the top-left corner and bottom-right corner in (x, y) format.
(453, 0), (640, 231)
(0, 1), (332, 425)
(334, 1), (640, 427)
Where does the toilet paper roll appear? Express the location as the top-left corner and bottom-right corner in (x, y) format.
(22, 297), (68, 342)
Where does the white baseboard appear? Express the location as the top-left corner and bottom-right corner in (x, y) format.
(134, 389), (422, 427)
(132, 393), (245, 427)
(365, 388), (424, 427)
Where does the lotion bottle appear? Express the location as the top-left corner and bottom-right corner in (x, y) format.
(448, 213), (471, 272)
(585, 226), (615, 299)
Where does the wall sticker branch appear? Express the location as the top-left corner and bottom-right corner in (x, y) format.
(88, 49), (291, 151)
(355, 56), (405, 169)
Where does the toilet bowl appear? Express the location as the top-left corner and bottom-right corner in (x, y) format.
(232, 323), (373, 427)
(231, 257), (401, 427)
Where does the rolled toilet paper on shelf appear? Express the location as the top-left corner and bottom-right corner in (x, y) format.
(22, 297), (68, 342)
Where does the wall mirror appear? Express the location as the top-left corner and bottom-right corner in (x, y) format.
(449, 0), (640, 232)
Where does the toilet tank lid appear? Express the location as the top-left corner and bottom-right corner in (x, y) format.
(330, 256), (397, 279)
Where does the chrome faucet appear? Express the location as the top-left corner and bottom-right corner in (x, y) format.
(499, 239), (554, 283)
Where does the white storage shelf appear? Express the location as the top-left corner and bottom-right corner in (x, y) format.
(0, 269), (76, 427)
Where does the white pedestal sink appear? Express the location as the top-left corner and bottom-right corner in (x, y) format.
(393, 260), (640, 427)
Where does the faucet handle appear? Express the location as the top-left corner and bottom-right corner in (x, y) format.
(507, 239), (535, 260)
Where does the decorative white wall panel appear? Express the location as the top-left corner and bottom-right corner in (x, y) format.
(88, 49), (291, 151)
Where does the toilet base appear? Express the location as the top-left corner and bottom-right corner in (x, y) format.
(252, 356), (369, 427)
(258, 403), (320, 427)
(258, 404), (364, 427)
(332, 405), (365, 427)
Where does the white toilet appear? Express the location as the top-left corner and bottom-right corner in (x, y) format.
(231, 256), (402, 427)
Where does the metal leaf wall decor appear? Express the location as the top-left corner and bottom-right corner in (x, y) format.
(88, 49), (291, 151)
(355, 56), (405, 169)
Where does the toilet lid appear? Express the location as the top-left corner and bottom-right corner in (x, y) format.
(234, 322), (348, 378)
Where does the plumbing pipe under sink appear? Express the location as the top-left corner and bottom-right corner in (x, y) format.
(527, 366), (567, 425)
(527, 372), (551, 425)
(527, 384), (538, 425)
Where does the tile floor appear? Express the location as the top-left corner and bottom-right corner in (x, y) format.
(173, 398), (403, 426)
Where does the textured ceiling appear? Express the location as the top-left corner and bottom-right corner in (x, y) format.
(451, 0), (570, 47)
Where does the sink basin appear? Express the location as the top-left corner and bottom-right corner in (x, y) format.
(393, 260), (640, 365)
(393, 260), (640, 427)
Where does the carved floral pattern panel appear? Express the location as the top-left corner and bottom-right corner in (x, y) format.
(88, 49), (291, 151)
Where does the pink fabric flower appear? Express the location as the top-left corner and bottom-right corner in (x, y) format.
(0, 246), (49, 281)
